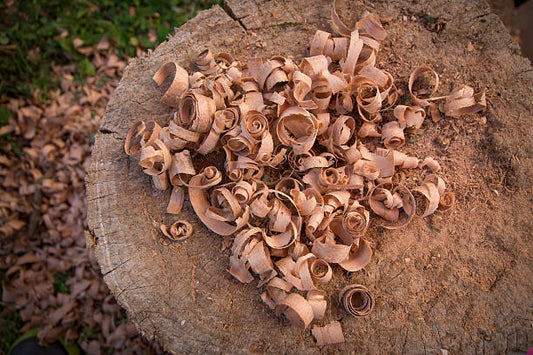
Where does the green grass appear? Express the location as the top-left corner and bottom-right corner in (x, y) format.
(115, 309), (128, 327)
(53, 271), (73, 294)
(0, 0), (223, 98)
(0, 269), (25, 353)
(0, 107), (11, 126)
(0, 309), (24, 353)
(77, 322), (100, 343)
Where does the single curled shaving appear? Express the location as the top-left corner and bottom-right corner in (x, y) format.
(339, 284), (374, 317)
(312, 321), (345, 346)
(160, 220), (193, 241)
(153, 62), (189, 107)
(275, 293), (314, 329)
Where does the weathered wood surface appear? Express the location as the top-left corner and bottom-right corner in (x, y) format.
(86, 0), (533, 353)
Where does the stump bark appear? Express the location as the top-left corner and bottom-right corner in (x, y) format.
(86, 0), (533, 353)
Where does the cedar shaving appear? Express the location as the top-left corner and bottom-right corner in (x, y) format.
(160, 220), (193, 241)
(124, 3), (485, 340)
(339, 284), (374, 317)
(312, 321), (345, 346)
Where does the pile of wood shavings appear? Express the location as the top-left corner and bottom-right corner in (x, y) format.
(125, 8), (485, 345)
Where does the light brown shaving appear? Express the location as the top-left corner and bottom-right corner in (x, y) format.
(358, 122), (381, 138)
(394, 105), (426, 129)
(357, 11), (387, 41)
(260, 277), (292, 309)
(339, 284), (374, 317)
(178, 93), (215, 133)
(420, 157), (441, 172)
(309, 258), (333, 284)
(275, 293), (314, 329)
(312, 321), (345, 346)
(338, 238), (372, 272)
(331, 1), (352, 37)
(166, 186), (184, 214)
(381, 121), (405, 149)
(412, 181), (441, 217)
(124, 121), (146, 156)
(408, 66), (440, 107)
(408, 68), (485, 118)
(152, 62), (189, 107)
(307, 289), (327, 320)
(311, 235), (351, 264)
(168, 150), (196, 186)
(160, 220), (193, 241)
(369, 183), (415, 229)
(442, 85), (486, 118)
(139, 139), (171, 176)
(438, 191), (455, 211)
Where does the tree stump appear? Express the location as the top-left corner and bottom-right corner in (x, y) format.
(86, 0), (533, 352)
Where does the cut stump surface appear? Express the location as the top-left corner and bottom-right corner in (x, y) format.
(86, 0), (533, 353)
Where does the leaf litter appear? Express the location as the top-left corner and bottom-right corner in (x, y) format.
(0, 37), (163, 353)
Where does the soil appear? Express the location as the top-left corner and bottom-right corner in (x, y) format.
(86, 0), (533, 353)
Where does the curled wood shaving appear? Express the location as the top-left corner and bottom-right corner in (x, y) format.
(139, 139), (171, 177)
(381, 121), (405, 149)
(125, 120), (161, 156)
(311, 235), (351, 264)
(409, 67), (485, 118)
(369, 183), (415, 229)
(331, 1), (352, 37)
(392, 150), (419, 169)
(358, 122), (381, 138)
(309, 256), (332, 281)
(423, 174), (446, 195)
(167, 186), (185, 214)
(230, 227), (277, 284)
(330, 204), (369, 243)
(152, 62), (189, 107)
(197, 108), (239, 155)
(339, 284), (374, 317)
(307, 289), (327, 320)
(438, 191), (455, 211)
(188, 167), (250, 236)
(413, 181), (441, 217)
(408, 66), (440, 107)
(124, 121), (145, 156)
(169, 150), (196, 186)
(152, 171), (169, 191)
(442, 85), (486, 118)
(338, 237), (372, 272)
(276, 107), (317, 155)
(394, 105), (426, 129)
(276, 256), (305, 290)
(312, 321), (345, 346)
(275, 293), (314, 329)
(178, 93), (216, 133)
(124, 4), (485, 337)
(160, 220), (193, 241)
(420, 156), (441, 172)
(247, 241), (275, 282)
(295, 253), (319, 290)
(260, 277), (292, 309)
